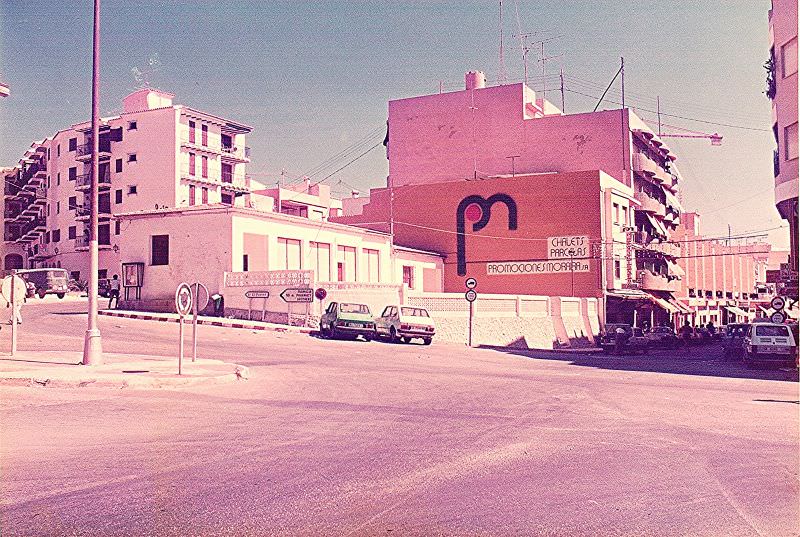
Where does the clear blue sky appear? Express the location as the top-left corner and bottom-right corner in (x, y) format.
(0, 0), (786, 248)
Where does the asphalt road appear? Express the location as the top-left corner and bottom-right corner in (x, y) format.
(1, 299), (798, 536)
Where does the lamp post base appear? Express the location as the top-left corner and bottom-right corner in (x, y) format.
(82, 328), (103, 366)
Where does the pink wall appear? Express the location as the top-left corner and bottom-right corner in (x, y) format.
(387, 82), (632, 188)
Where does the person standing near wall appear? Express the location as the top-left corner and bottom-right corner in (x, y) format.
(108, 275), (120, 309)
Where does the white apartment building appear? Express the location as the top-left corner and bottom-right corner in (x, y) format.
(2, 88), (253, 282)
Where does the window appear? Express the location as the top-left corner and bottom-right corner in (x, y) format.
(613, 202), (620, 224)
(44, 231), (50, 244)
(52, 229), (61, 243)
(115, 220), (120, 235)
(614, 258), (621, 279)
(309, 242), (331, 281)
(402, 266), (414, 289)
(337, 246), (356, 282)
(115, 158), (122, 173)
(56, 201), (60, 214)
(128, 185), (137, 195)
(364, 248), (380, 282)
(785, 122), (798, 161)
(70, 271), (80, 281)
(202, 187), (208, 204)
(68, 226), (76, 240)
(68, 167), (77, 181)
(782, 37), (798, 78)
(276, 238), (301, 270)
(115, 189), (123, 204)
(189, 152), (196, 176)
(189, 185), (196, 206)
(68, 196), (77, 211)
(188, 120), (196, 143)
(98, 269), (108, 280)
(201, 124), (208, 146)
(221, 163), (233, 183)
(127, 120), (137, 130)
(68, 137), (77, 151)
(201, 155), (208, 178)
(151, 235), (169, 265)
(56, 173), (60, 186)
(127, 153), (137, 163)
(621, 206), (628, 226)
(221, 193), (233, 205)
(242, 254), (249, 272)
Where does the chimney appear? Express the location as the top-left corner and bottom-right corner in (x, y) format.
(465, 71), (486, 90)
(351, 190), (359, 198)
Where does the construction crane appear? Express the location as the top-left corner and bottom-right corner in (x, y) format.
(660, 131), (723, 146)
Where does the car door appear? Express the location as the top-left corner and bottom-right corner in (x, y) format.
(376, 306), (392, 335)
(389, 307), (400, 333)
(322, 302), (337, 329)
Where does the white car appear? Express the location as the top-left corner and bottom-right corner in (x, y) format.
(375, 305), (435, 345)
(743, 322), (797, 368)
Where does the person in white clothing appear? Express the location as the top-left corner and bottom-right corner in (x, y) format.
(108, 274), (121, 309)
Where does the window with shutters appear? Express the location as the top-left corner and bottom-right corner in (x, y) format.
(151, 235), (169, 266)
(277, 238), (301, 270)
(364, 248), (380, 282)
(337, 246), (357, 282)
(309, 242), (331, 281)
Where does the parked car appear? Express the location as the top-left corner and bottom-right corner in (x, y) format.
(375, 305), (435, 345)
(16, 268), (69, 299)
(743, 322), (797, 368)
(600, 324), (649, 354)
(319, 302), (375, 341)
(722, 323), (749, 360)
(644, 326), (679, 348)
(98, 278), (111, 298)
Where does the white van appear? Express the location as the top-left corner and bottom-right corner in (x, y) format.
(743, 322), (797, 368)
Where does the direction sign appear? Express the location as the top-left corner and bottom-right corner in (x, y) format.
(465, 289), (478, 303)
(190, 282), (210, 312)
(0, 275), (26, 306)
(770, 296), (785, 311)
(245, 290), (270, 299)
(280, 287), (313, 303)
(465, 277), (477, 290)
(770, 310), (787, 324)
(175, 282), (193, 316)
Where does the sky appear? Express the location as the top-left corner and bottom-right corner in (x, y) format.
(0, 0), (787, 249)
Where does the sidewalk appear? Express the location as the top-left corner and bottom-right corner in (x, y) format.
(0, 351), (248, 389)
(99, 309), (314, 334)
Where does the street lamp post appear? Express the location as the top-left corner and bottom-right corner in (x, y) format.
(83, 0), (103, 365)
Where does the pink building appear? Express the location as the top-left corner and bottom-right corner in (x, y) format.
(768, 0), (798, 294)
(341, 72), (685, 326)
(2, 89), (253, 281)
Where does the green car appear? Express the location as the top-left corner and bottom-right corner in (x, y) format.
(320, 302), (375, 341)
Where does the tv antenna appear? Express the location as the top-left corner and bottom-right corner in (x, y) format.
(131, 53), (161, 88)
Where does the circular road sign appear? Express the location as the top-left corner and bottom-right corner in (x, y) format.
(770, 310), (787, 324)
(0, 275), (27, 306)
(770, 296), (785, 311)
(315, 287), (327, 300)
(465, 277), (477, 290)
(465, 289), (478, 303)
(190, 282), (210, 313)
(175, 282), (193, 317)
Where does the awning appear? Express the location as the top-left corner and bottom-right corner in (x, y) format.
(664, 190), (683, 213)
(724, 305), (751, 318)
(606, 289), (649, 300)
(650, 295), (679, 313)
(670, 299), (693, 314)
(645, 213), (668, 238)
(668, 261), (685, 279)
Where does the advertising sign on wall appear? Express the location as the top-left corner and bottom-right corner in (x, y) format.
(547, 235), (589, 259)
(486, 260), (591, 276)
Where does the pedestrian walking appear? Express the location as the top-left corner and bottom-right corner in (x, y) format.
(680, 321), (693, 354)
(613, 326), (628, 355)
(108, 274), (120, 309)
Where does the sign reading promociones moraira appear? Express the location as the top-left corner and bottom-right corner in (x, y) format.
(486, 260), (590, 275)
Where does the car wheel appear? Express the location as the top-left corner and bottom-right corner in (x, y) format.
(57, 293), (65, 299)
(321, 325), (330, 338)
(401, 336), (410, 344)
(389, 327), (400, 343)
(363, 333), (373, 342)
(423, 338), (432, 345)
(37, 288), (46, 299)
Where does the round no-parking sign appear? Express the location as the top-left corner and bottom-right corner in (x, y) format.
(175, 282), (193, 317)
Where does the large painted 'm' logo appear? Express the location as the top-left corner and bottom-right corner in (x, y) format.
(456, 194), (518, 276)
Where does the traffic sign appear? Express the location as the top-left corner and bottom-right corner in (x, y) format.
(465, 277), (477, 290)
(280, 287), (313, 303)
(465, 289), (478, 303)
(245, 290), (270, 299)
(315, 288), (327, 300)
(175, 282), (193, 317)
(770, 296), (785, 311)
(0, 275), (26, 306)
(190, 282), (210, 312)
(770, 311), (787, 324)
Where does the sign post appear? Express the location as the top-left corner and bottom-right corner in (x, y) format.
(465, 278), (478, 347)
(175, 282), (193, 375)
(190, 283), (209, 363)
(1, 274), (26, 357)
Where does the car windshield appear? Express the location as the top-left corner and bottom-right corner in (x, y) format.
(340, 303), (369, 314)
(754, 325), (790, 337)
(400, 307), (429, 317)
(654, 327), (672, 333)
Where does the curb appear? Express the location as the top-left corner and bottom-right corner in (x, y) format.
(0, 368), (247, 390)
(99, 310), (313, 334)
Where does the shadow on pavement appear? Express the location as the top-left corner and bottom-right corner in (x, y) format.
(487, 344), (799, 382)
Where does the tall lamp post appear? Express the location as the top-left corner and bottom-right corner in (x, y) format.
(83, 0), (103, 365)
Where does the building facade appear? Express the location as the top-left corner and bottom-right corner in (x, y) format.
(768, 0), (798, 294)
(2, 88), (253, 282)
(339, 72), (685, 325)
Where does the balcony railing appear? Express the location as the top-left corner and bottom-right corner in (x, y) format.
(220, 174), (251, 192)
(76, 140), (112, 158)
(75, 236), (89, 249)
(75, 171), (111, 189)
(639, 270), (679, 293)
(634, 191), (666, 217)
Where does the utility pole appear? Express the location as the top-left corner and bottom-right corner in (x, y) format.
(498, 0), (507, 85)
(657, 96), (662, 136)
(83, 0), (103, 366)
(559, 67), (565, 112)
(620, 57), (625, 109)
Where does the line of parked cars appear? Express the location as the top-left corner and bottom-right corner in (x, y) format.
(600, 320), (798, 369)
(319, 302), (436, 345)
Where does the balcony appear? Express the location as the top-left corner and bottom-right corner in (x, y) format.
(220, 173), (251, 193)
(647, 240), (681, 258)
(75, 140), (112, 161)
(75, 171), (111, 191)
(220, 144), (251, 163)
(74, 235), (112, 250)
(75, 204), (112, 221)
(30, 244), (52, 260)
(17, 217), (46, 242)
(639, 270), (680, 293)
(634, 191), (666, 217)
(632, 153), (670, 184)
